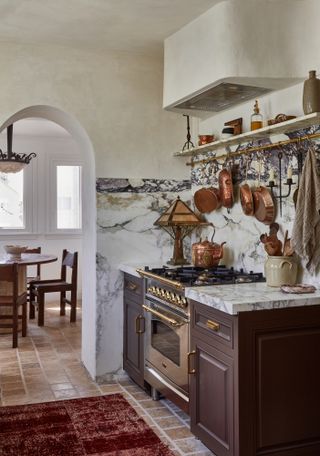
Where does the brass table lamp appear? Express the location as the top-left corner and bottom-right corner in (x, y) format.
(154, 196), (204, 265)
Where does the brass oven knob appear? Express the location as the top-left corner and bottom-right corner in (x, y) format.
(170, 292), (177, 303)
(151, 286), (156, 294)
(181, 297), (188, 308)
(176, 296), (182, 306)
(155, 287), (161, 296)
(160, 289), (166, 297)
(165, 291), (171, 301)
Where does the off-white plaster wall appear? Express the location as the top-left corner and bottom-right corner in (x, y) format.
(0, 42), (189, 379)
(163, 0), (320, 108)
(0, 42), (188, 180)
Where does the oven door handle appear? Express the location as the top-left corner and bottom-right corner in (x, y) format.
(142, 304), (186, 327)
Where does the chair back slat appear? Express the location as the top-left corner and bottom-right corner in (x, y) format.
(0, 264), (19, 299)
(0, 265), (14, 282)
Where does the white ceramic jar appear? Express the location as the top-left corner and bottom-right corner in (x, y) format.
(264, 255), (298, 287)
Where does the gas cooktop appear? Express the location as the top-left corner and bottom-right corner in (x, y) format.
(144, 265), (265, 287)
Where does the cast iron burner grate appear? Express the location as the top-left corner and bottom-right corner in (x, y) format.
(145, 265), (265, 287)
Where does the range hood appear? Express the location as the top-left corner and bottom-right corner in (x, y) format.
(163, 0), (308, 117)
(173, 81), (272, 113)
(165, 77), (303, 117)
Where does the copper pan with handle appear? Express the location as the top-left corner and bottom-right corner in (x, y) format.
(218, 168), (234, 208)
(240, 158), (254, 216)
(194, 187), (221, 214)
(252, 156), (275, 225)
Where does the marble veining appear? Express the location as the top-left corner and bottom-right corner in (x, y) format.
(185, 282), (320, 314)
(190, 127), (320, 285)
(96, 178), (191, 378)
(96, 177), (191, 193)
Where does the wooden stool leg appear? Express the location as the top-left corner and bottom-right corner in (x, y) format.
(70, 291), (77, 323)
(13, 304), (18, 348)
(29, 287), (35, 319)
(22, 302), (27, 337)
(60, 291), (66, 316)
(38, 292), (45, 327)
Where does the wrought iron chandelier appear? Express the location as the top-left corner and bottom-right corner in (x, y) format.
(0, 124), (36, 173)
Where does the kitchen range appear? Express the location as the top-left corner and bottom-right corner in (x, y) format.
(137, 265), (264, 411)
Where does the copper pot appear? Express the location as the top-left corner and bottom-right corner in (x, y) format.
(194, 187), (221, 214)
(253, 186), (275, 225)
(192, 232), (226, 268)
(240, 183), (254, 215)
(219, 169), (234, 208)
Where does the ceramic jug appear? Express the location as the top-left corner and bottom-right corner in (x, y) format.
(303, 70), (320, 114)
(264, 255), (298, 287)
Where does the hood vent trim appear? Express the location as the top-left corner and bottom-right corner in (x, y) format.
(174, 82), (272, 112)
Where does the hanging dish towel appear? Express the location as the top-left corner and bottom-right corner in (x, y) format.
(292, 145), (320, 273)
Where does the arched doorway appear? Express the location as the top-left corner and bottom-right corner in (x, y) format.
(0, 105), (97, 378)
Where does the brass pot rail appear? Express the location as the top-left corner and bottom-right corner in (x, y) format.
(186, 131), (320, 167)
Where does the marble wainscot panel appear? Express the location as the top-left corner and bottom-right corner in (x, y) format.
(185, 282), (320, 315)
(190, 126), (320, 286)
(96, 178), (191, 381)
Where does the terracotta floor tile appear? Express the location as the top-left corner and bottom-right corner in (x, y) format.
(164, 426), (193, 440)
(0, 304), (211, 456)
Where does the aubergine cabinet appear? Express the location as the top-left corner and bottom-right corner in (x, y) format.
(189, 300), (320, 456)
(123, 273), (145, 388)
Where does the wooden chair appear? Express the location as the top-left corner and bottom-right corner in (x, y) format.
(29, 250), (78, 326)
(25, 247), (41, 302)
(0, 264), (27, 348)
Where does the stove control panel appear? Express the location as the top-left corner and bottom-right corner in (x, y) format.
(147, 286), (188, 308)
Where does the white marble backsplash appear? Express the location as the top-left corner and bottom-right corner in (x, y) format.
(191, 127), (320, 287)
(96, 178), (191, 380)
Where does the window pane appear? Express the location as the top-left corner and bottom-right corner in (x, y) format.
(57, 166), (81, 229)
(0, 171), (24, 229)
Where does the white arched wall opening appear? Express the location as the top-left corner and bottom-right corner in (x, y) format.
(0, 105), (97, 379)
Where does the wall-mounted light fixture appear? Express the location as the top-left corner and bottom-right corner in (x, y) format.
(0, 124), (36, 173)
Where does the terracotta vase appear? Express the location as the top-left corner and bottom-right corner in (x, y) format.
(303, 70), (320, 114)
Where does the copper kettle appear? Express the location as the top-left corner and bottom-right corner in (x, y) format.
(192, 230), (226, 268)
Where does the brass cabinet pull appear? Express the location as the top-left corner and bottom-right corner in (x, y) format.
(142, 304), (186, 327)
(206, 319), (220, 331)
(135, 314), (145, 334)
(128, 281), (138, 291)
(188, 351), (196, 374)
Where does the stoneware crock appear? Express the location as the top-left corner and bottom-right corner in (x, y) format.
(264, 255), (298, 287)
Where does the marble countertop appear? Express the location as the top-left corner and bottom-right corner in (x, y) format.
(119, 263), (320, 315)
(185, 282), (320, 314)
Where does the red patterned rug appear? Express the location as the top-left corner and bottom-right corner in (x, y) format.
(0, 393), (174, 455)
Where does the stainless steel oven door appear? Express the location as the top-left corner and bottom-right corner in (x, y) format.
(143, 299), (189, 394)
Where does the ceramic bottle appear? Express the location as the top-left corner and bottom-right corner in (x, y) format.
(303, 70), (320, 114)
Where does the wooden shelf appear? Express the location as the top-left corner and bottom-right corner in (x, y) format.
(174, 112), (320, 157)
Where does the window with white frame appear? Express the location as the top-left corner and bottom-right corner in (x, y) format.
(0, 171), (24, 229)
(0, 133), (83, 236)
(57, 165), (82, 230)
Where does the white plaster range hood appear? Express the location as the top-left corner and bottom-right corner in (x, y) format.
(169, 78), (299, 115)
(163, 0), (319, 117)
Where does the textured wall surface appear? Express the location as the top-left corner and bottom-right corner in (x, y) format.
(96, 178), (191, 379)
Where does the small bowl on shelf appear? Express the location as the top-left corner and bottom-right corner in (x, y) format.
(198, 135), (215, 146)
(3, 245), (27, 259)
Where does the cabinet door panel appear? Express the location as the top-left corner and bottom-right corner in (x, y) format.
(190, 336), (234, 456)
(123, 297), (144, 387)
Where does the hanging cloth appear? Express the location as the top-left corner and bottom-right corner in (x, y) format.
(291, 145), (320, 273)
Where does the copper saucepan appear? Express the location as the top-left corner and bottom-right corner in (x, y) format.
(253, 186), (275, 225)
(240, 159), (254, 216)
(194, 187), (221, 214)
(218, 168), (234, 208)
